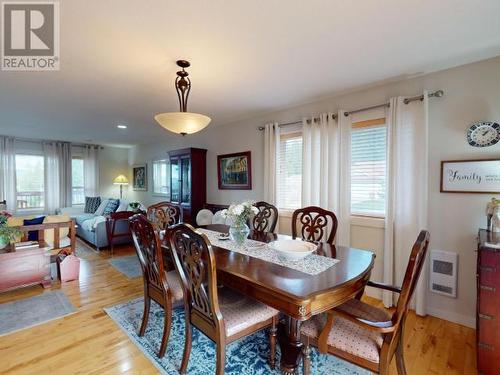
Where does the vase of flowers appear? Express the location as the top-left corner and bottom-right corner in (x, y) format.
(0, 211), (21, 250)
(222, 201), (259, 247)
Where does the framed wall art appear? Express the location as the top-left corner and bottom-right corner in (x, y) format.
(440, 159), (500, 193)
(132, 164), (148, 191)
(217, 151), (252, 190)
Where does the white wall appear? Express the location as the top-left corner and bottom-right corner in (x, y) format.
(128, 56), (500, 328)
(98, 146), (130, 199)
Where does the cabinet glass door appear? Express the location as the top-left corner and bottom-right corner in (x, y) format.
(170, 157), (180, 203)
(181, 156), (191, 204)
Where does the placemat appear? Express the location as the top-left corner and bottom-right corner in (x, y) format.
(197, 228), (339, 276)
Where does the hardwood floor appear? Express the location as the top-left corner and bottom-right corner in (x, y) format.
(0, 240), (477, 374)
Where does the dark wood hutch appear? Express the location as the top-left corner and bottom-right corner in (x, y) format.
(168, 148), (207, 225)
(476, 229), (500, 375)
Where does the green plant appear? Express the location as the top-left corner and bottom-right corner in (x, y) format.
(0, 211), (21, 244)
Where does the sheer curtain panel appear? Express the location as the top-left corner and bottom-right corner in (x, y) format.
(83, 145), (100, 197)
(263, 122), (280, 204)
(43, 142), (61, 214)
(58, 142), (72, 207)
(384, 93), (429, 315)
(0, 136), (17, 213)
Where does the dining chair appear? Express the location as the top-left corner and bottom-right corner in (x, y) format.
(167, 223), (279, 375)
(252, 201), (278, 233)
(292, 206), (338, 244)
(300, 230), (430, 375)
(129, 214), (184, 358)
(146, 201), (183, 231)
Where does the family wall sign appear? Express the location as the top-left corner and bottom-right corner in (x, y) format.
(441, 159), (500, 193)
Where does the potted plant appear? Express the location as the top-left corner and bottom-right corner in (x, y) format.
(221, 201), (259, 246)
(0, 211), (21, 249)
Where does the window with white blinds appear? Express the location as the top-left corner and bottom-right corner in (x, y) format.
(277, 132), (302, 209)
(152, 159), (170, 196)
(350, 119), (387, 217)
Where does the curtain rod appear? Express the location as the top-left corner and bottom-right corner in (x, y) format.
(257, 89), (444, 130)
(7, 136), (104, 149)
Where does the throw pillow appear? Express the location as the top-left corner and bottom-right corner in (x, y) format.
(94, 199), (109, 216)
(23, 216), (45, 241)
(84, 196), (101, 214)
(102, 199), (120, 216)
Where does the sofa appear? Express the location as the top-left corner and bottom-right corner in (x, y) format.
(61, 198), (134, 251)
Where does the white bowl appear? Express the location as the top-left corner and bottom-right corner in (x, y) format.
(268, 239), (317, 261)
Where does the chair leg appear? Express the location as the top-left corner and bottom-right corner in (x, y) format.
(180, 320), (192, 375)
(158, 303), (172, 358)
(302, 343), (311, 375)
(269, 317), (278, 369)
(395, 341), (407, 375)
(139, 295), (150, 336)
(216, 340), (226, 375)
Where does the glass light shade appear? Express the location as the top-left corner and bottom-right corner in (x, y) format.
(154, 112), (211, 135)
(113, 174), (129, 185)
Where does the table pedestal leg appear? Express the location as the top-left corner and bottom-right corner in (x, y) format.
(278, 317), (303, 374)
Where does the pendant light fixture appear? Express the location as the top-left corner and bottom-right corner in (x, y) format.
(154, 60), (211, 135)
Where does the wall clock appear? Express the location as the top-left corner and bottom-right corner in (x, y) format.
(467, 121), (500, 147)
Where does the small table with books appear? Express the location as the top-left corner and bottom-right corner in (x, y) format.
(0, 241), (51, 293)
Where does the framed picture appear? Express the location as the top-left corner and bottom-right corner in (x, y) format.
(217, 151), (252, 190)
(132, 164), (148, 191)
(441, 159), (500, 193)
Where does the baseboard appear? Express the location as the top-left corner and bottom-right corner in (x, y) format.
(425, 307), (476, 329)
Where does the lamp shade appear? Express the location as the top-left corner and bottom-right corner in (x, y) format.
(113, 175), (129, 185)
(154, 112), (211, 135)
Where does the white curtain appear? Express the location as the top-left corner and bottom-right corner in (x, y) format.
(301, 113), (350, 246)
(0, 136), (17, 213)
(58, 142), (72, 207)
(384, 93), (429, 315)
(263, 122), (280, 204)
(43, 142), (61, 214)
(83, 145), (100, 197)
(337, 111), (352, 247)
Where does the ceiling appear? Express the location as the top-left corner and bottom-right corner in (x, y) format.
(1, 0), (500, 147)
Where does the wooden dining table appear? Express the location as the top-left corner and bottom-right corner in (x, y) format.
(163, 224), (375, 374)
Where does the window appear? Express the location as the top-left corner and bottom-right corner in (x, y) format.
(350, 118), (387, 217)
(153, 159), (170, 196)
(277, 132), (302, 209)
(72, 157), (85, 205)
(15, 154), (44, 209)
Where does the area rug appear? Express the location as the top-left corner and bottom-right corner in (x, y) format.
(105, 297), (369, 375)
(108, 255), (142, 278)
(0, 290), (76, 336)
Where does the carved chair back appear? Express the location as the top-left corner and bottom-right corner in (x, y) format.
(384, 230), (430, 360)
(167, 223), (223, 337)
(292, 206), (338, 244)
(252, 201), (278, 233)
(129, 214), (170, 294)
(147, 202), (183, 231)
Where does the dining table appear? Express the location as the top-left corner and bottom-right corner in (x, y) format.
(163, 224), (375, 374)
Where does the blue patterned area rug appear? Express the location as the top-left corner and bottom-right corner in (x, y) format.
(105, 298), (369, 375)
(108, 255), (142, 278)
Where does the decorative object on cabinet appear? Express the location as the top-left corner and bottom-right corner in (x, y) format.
(154, 60), (211, 135)
(467, 121), (500, 147)
(476, 230), (500, 375)
(217, 151), (252, 190)
(492, 205), (500, 233)
(486, 198), (500, 231)
(132, 164), (147, 191)
(168, 148), (207, 224)
(440, 159), (500, 193)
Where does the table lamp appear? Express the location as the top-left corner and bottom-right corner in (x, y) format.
(113, 175), (129, 199)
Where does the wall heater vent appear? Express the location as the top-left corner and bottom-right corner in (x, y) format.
(429, 250), (458, 298)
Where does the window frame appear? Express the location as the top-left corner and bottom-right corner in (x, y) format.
(14, 153), (45, 211)
(350, 117), (387, 219)
(152, 158), (170, 197)
(277, 130), (303, 211)
(71, 156), (85, 206)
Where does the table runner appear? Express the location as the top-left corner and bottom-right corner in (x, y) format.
(197, 228), (339, 276)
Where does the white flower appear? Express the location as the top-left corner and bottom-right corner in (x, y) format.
(233, 204), (244, 216)
(251, 206), (259, 215)
(221, 209), (228, 218)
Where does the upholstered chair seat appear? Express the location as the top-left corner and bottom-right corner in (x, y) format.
(301, 313), (384, 364)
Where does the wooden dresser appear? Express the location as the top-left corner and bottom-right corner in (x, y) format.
(477, 229), (500, 375)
